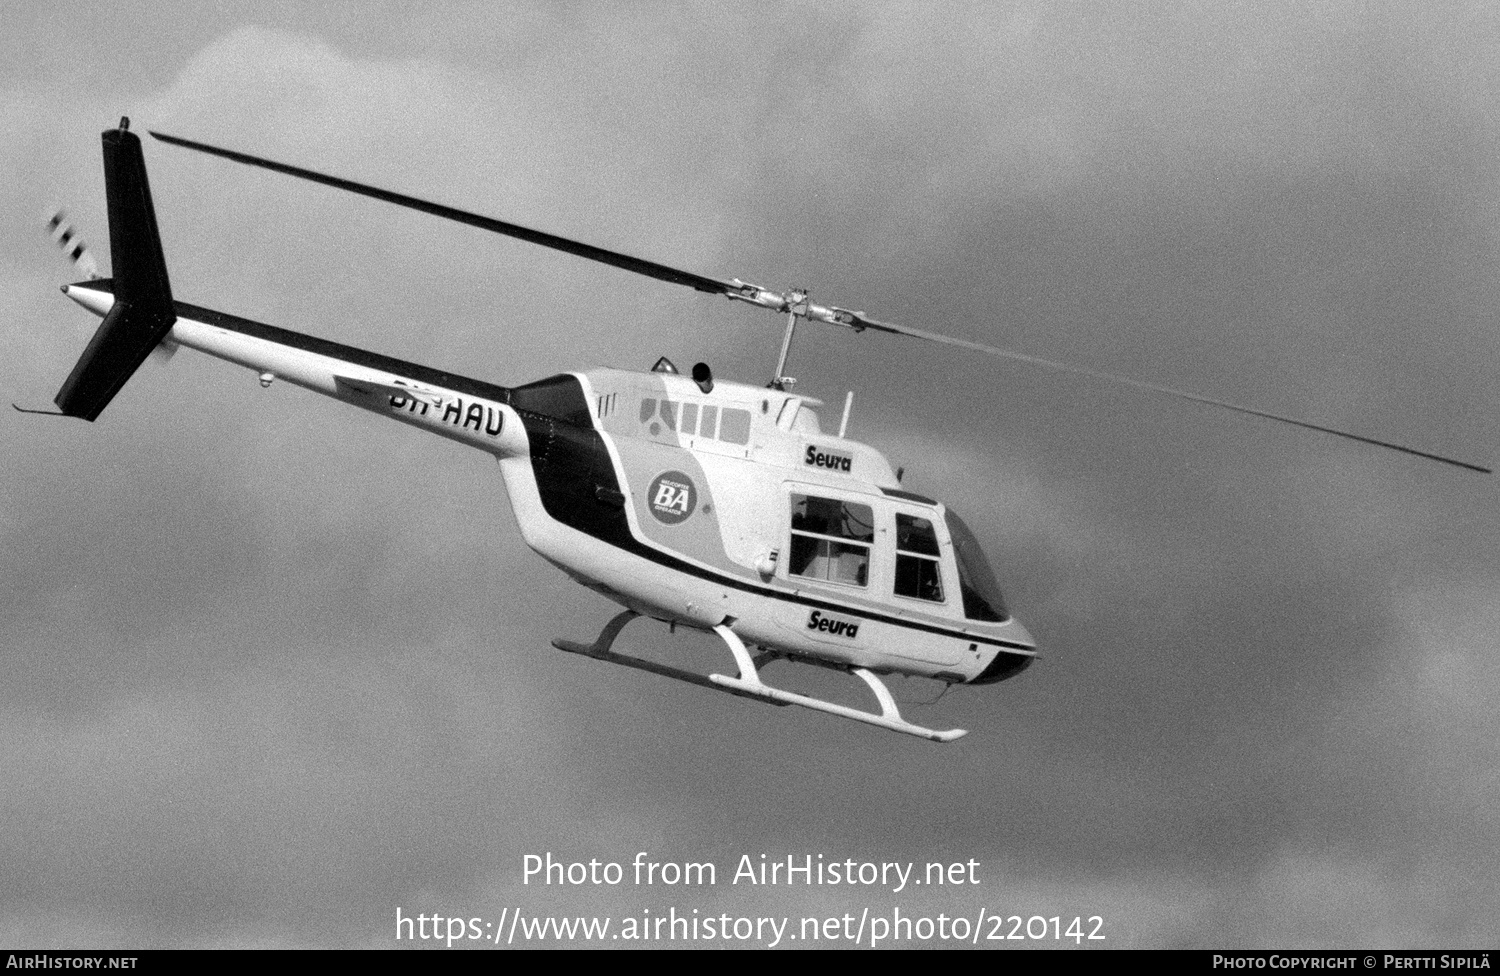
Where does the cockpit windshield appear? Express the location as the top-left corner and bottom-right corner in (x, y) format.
(943, 510), (1008, 622)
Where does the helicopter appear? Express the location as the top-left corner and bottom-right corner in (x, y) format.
(28, 119), (1489, 743)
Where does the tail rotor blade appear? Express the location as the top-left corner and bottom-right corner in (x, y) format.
(46, 209), (100, 279)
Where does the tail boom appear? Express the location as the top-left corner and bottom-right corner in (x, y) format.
(59, 279), (525, 458)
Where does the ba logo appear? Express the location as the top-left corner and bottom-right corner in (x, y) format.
(647, 470), (697, 525)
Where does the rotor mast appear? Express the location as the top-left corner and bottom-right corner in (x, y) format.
(770, 289), (807, 390)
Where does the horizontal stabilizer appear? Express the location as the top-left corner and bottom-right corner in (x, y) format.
(53, 120), (176, 421)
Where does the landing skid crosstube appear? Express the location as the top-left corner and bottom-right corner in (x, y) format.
(552, 611), (968, 743)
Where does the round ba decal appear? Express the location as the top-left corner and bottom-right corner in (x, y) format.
(647, 470), (697, 525)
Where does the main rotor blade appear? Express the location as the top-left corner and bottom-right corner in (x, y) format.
(840, 311), (1491, 474)
(150, 130), (740, 297)
(150, 130), (1487, 474)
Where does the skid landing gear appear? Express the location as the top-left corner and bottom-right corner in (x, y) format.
(552, 610), (967, 742)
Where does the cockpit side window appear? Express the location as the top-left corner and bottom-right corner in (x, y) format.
(788, 493), (874, 587)
(943, 510), (1008, 622)
(893, 513), (944, 603)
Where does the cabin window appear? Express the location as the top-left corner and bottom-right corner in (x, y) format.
(719, 408), (751, 445)
(893, 513), (944, 602)
(638, 398), (745, 445)
(788, 493), (873, 587)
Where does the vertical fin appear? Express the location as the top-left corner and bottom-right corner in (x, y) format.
(54, 119), (178, 421)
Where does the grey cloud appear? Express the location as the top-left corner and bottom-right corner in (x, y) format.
(2, 2), (1496, 948)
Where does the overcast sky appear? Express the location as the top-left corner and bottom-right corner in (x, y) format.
(2, 0), (1497, 950)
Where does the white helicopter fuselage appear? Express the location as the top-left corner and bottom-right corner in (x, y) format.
(62, 282), (1037, 691)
